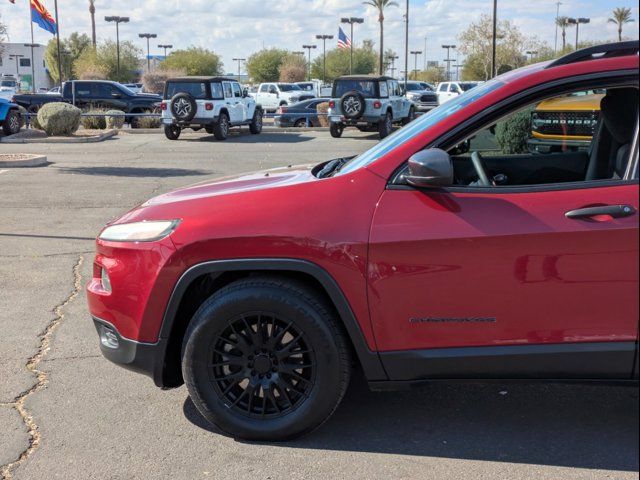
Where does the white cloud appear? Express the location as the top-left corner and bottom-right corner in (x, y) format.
(1, 0), (637, 76)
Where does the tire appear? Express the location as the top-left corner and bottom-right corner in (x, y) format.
(164, 124), (181, 140)
(402, 106), (416, 126)
(213, 113), (230, 141)
(249, 109), (263, 134)
(378, 111), (393, 139)
(2, 110), (21, 136)
(329, 122), (344, 138)
(340, 91), (366, 120)
(294, 119), (306, 128)
(182, 277), (351, 441)
(170, 92), (197, 122)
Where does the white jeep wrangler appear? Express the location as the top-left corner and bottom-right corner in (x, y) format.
(161, 76), (263, 141)
(328, 75), (416, 139)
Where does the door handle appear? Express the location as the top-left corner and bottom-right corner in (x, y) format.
(565, 204), (636, 220)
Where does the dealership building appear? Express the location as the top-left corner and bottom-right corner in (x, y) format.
(0, 42), (51, 91)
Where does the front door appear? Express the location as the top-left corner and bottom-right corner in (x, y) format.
(368, 85), (639, 380)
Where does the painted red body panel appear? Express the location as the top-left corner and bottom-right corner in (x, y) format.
(86, 53), (639, 359)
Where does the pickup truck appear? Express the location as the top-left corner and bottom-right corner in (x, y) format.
(254, 83), (315, 112)
(12, 80), (162, 127)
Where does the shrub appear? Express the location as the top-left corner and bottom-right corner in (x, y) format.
(81, 109), (107, 130)
(141, 68), (186, 95)
(36, 102), (81, 136)
(136, 116), (161, 129)
(316, 102), (329, 127)
(495, 108), (533, 154)
(105, 110), (125, 129)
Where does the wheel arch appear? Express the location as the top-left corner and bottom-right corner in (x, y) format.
(157, 259), (387, 388)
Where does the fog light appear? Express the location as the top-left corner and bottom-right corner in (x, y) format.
(101, 268), (112, 293)
(99, 325), (119, 349)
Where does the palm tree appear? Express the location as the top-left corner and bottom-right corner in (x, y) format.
(363, 0), (399, 75)
(608, 7), (634, 42)
(556, 16), (570, 50)
(89, 0), (96, 48)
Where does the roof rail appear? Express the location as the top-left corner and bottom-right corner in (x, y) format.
(546, 40), (639, 69)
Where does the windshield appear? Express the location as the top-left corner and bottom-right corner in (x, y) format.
(337, 80), (504, 175)
(334, 80), (377, 98)
(165, 81), (208, 99)
(1, 80), (16, 87)
(460, 82), (479, 92)
(278, 84), (302, 92)
(405, 83), (422, 91)
(117, 84), (136, 95)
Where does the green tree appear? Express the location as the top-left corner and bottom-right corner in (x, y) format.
(73, 47), (108, 79)
(363, 0), (399, 74)
(45, 32), (92, 83)
(412, 67), (446, 84)
(608, 7), (634, 41)
(279, 54), (307, 82)
(246, 48), (290, 83)
(94, 40), (142, 82)
(458, 15), (530, 80)
(310, 41), (377, 82)
(160, 47), (223, 76)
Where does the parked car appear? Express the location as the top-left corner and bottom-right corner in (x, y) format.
(403, 81), (439, 112)
(328, 75), (416, 139)
(161, 76), (263, 141)
(87, 41), (639, 442)
(274, 98), (329, 128)
(296, 80), (332, 98)
(528, 91), (603, 153)
(436, 81), (480, 104)
(0, 76), (18, 101)
(0, 97), (22, 136)
(12, 80), (161, 127)
(255, 83), (315, 112)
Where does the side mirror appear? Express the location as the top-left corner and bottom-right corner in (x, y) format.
(405, 149), (454, 187)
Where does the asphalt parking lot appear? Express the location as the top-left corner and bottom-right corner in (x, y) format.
(0, 130), (638, 480)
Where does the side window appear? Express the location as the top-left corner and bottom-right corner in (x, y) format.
(379, 81), (389, 98)
(223, 82), (233, 99)
(93, 84), (111, 97)
(231, 82), (241, 98)
(438, 83), (448, 92)
(259, 84), (269, 93)
(268, 84), (278, 94)
(448, 84), (457, 93)
(74, 83), (91, 96)
(210, 82), (223, 99)
(444, 87), (639, 188)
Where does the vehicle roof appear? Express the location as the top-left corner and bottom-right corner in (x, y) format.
(167, 76), (238, 83)
(335, 75), (395, 81)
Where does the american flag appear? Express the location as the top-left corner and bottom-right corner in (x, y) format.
(338, 27), (351, 49)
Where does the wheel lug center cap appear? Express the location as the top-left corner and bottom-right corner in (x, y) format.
(253, 354), (272, 375)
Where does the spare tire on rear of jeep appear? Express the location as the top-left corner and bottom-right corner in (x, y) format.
(340, 91), (366, 120)
(170, 93), (197, 122)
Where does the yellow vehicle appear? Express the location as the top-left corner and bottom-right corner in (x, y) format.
(529, 92), (603, 153)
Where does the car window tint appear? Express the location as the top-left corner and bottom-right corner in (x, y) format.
(232, 82), (242, 98)
(223, 82), (233, 98)
(460, 83), (479, 92)
(380, 82), (389, 98)
(438, 83), (448, 92)
(166, 82), (208, 99)
(259, 84), (269, 93)
(210, 83), (224, 99)
(334, 80), (377, 98)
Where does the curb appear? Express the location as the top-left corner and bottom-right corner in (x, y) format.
(119, 127), (331, 135)
(0, 154), (48, 168)
(0, 129), (117, 144)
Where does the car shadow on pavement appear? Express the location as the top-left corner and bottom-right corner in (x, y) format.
(182, 132), (315, 144)
(183, 377), (639, 472)
(56, 166), (213, 177)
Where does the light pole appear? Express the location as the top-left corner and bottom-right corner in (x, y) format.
(302, 45), (317, 81)
(554, 2), (562, 53)
(567, 17), (590, 49)
(491, 0), (498, 78)
(526, 50), (538, 62)
(105, 16), (130, 81)
(316, 34), (334, 84)
(410, 50), (422, 80)
(389, 54), (399, 77)
(24, 43), (39, 92)
(139, 33), (157, 72)
(158, 44), (173, 59)
(423, 36), (427, 70)
(453, 64), (463, 81)
(403, 0), (409, 90)
(232, 58), (246, 82)
(442, 45), (456, 81)
(341, 17), (364, 74)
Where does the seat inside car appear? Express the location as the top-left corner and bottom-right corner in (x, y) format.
(586, 87), (639, 180)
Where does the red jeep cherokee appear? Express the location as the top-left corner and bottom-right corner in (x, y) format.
(88, 42), (639, 440)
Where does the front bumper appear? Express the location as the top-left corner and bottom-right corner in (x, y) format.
(93, 316), (167, 386)
(414, 102), (438, 112)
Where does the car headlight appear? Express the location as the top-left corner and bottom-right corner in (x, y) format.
(99, 220), (180, 242)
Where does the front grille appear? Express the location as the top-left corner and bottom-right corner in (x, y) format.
(419, 94), (438, 103)
(533, 110), (599, 137)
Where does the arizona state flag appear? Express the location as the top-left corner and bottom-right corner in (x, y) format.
(31, 0), (57, 35)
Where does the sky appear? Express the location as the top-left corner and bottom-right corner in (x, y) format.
(1, 0), (638, 75)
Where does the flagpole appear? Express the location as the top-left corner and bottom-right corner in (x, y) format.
(53, 0), (62, 89)
(29, 0), (36, 92)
